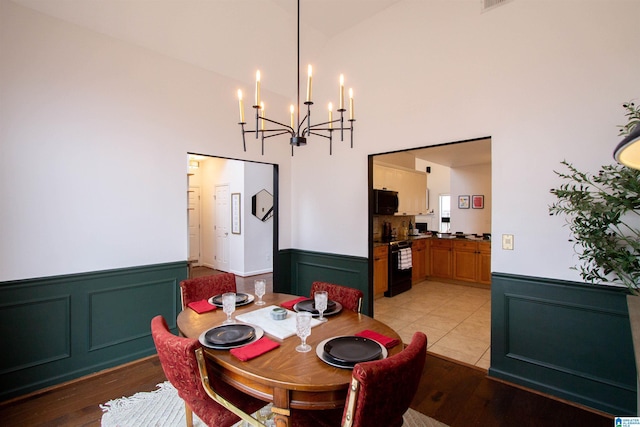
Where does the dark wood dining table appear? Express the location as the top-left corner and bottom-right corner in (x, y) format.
(177, 292), (403, 427)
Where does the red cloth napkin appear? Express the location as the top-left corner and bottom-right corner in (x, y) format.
(356, 329), (400, 349)
(187, 299), (217, 314)
(230, 337), (280, 361)
(280, 296), (308, 310)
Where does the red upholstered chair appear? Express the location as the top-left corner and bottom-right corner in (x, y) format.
(151, 316), (266, 427)
(341, 332), (427, 427)
(180, 272), (237, 310)
(310, 281), (364, 314)
(289, 332), (427, 427)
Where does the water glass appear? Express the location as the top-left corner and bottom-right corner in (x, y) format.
(222, 292), (236, 324)
(314, 290), (328, 323)
(254, 279), (266, 305)
(295, 312), (312, 352)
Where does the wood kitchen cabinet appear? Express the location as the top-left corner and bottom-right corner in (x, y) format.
(373, 245), (389, 298)
(476, 241), (492, 285)
(452, 240), (492, 285)
(430, 239), (452, 279)
(373, 162), (428, 215)
(411, 239), (427, 283)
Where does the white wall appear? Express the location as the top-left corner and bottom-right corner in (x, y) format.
(450, 164), (492, 235)
(2, 0), (640, 286)
(415, 159), (450, 232)
(197, 157), (273, 276)
(243, 162), (274, 276)
(0, 1), (291, 281)
(297, 0), (640, 283)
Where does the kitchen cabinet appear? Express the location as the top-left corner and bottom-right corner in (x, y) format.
(452, 240), (491, 285)
(373, 163), (427, 215)
(373, 245), (389, 298)
(477, 241), (491, 285)
(411, 239), (427, 283)
(430, 239), (452, 279)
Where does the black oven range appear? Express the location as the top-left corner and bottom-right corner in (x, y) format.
(385, 240), (412, 297)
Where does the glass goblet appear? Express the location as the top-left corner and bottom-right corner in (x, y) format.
(295, 312), (312, 352)
(314, 290), (328, 323)
(222, 292), (236, 324)
(254, 279), (266, 306)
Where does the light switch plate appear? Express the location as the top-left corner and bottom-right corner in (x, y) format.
(502, 234), (514, 250)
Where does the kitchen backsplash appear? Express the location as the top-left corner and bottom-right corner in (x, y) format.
(373, 215), (416, 240)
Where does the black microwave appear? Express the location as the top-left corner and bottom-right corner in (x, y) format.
(373, 189), (399, 215)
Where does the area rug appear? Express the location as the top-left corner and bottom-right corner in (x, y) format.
(101, 381), (448, 427)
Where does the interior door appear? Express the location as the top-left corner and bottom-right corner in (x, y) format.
(215, 184), (230, 272)
(187, 186), (201, 263)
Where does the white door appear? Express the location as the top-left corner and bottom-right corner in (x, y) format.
(187, 187), (201, 263)
(215, 185), (230, 272)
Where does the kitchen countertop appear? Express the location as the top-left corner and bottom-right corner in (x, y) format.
(374, 233), (490, 247)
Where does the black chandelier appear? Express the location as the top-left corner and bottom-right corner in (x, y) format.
(236, 0), (355, 156)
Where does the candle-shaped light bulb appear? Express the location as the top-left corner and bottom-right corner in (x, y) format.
(290, 104), (295, 129)
(306, 65), (313, 103)
(339, 74), (345, 110)
(260, 102), (265, 130)
(349, 88), (354, 120)
(237, 89), (245, 123)
(255, 70), (261, 106)
(328, 102), (333, 129)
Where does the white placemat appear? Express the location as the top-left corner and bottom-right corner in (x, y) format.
(235, 305), (321, 340)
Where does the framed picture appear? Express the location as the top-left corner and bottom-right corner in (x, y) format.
(458, 195), (470, 209)
(231, 193), (241, 234)
(472, 195), (484, 209)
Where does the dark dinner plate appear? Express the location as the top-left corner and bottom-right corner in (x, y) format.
(323, 336), (382, 364)
(204, 324), (255, 346)
(294, 299), (338, 315)
(210, 292), (250, 307)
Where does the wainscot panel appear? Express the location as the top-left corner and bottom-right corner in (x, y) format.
(0, 262), (187, 401)
(277, 249), (370, 316)
(490, 273), (636, 415)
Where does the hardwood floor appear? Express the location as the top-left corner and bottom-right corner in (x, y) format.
(0, 352), (612, 426)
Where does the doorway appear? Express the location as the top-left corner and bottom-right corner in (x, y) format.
(369, 137), (492, 369)
(187, 154), (278, 280)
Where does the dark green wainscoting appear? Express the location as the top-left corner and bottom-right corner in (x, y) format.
(0, 262), (187, 401)
(490, 273), (636, 415)
(277, 249), (370, 316)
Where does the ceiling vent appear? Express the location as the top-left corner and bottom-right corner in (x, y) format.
(481, 0), (513, 13)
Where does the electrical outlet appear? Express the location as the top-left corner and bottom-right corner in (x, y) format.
(502, 234), (514, 250)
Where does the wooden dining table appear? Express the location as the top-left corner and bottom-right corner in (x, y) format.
(177, 292), (403, 427)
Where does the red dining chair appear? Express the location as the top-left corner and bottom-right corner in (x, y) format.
(289, 332), (427, 427)
(151, 315), (267, 427)
(310, 281), (364, 314)
(180, 272), (237, 310)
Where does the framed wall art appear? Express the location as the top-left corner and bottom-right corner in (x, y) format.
(472, 195), (484, 209)
(231, 193), (241, 234)
(458, 195), (470, 209)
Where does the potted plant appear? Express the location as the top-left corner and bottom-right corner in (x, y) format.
(550, 102), (640, 414)
(549, 101), (640, 295)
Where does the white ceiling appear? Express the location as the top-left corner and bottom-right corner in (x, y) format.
(376, 138), (492, 168)
(11, 0), (403, 96)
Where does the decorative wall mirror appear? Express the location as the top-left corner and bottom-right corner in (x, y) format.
(252, 189), (273, 221)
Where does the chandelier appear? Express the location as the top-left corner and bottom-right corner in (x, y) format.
(236, 0), (355, 156)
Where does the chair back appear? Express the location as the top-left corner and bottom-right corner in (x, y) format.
(180, 272), (237, 309)
(342, 332), (427, 427)
(311, 281), (364, 313)
(150, 316), (214, 415)
(151, 315), (265, 427)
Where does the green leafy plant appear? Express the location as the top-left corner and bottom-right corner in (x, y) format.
(549, 101), (640, 294)
(618, 101), (640, 137)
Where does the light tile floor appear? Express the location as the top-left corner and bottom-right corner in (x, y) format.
(193, 267), (491, 369)
(374, 280), (491, 369)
